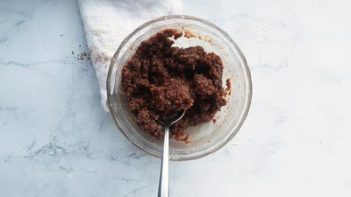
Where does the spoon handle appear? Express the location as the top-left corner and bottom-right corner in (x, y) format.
(158, 126), (170, 197)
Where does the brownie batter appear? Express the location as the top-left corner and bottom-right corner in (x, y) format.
(121, 29), (227, 141)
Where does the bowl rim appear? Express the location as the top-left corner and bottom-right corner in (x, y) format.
(106, 15), (253, 161)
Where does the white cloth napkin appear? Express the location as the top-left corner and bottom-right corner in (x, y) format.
(78, 0), (182, 111)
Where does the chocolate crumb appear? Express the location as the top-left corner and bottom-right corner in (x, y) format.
(121, 29), (228, 141)
(224, 79), (232, 97)
(76, 51), (90, 60)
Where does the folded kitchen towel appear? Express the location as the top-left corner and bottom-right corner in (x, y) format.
(78, 0), (182, 111)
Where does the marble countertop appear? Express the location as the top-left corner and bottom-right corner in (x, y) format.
(1, 0), (351, 196)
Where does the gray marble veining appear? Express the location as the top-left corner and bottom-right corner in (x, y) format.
(1, 0), (351, 196)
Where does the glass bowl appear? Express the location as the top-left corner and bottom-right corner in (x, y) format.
(107, 15), (252, 161)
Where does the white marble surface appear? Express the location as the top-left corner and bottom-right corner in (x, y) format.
(1, 0), (351, 196)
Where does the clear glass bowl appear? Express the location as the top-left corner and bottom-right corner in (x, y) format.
(107, 15), (252, 161)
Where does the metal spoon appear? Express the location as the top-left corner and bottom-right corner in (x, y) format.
(158, 110), (186, 197)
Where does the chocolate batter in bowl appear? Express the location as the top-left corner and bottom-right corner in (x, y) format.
(107, 15), (252, 160)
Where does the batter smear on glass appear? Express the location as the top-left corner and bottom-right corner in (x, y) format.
(121, 29), (227, 142)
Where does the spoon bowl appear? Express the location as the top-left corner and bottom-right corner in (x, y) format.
(159, 110), (187, 126)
